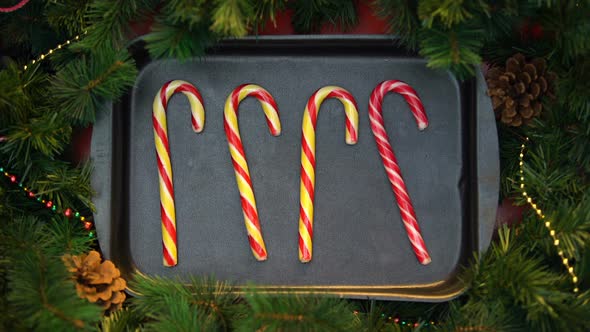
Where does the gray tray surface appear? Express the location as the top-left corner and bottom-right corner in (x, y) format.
(90, 37), (499, 301)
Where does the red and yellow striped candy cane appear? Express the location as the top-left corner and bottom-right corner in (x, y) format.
(369, 80), (431, 265)
(224, 84), (281, 261)
(153, 80), (205, 267)
(298, 86), (359, 263)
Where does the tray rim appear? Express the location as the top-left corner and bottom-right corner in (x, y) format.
(90, 35), (499, 301)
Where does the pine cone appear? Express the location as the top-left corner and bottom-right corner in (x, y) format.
(63, 250), (127, 311)
(486, 53), (556, 127)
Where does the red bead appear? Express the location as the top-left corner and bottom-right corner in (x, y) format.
(10, 175), (16, 183)
(414, 323), (419, 327)
(28, 191), (35, 198)
(64, 208), (72, 217)
(84, 221), (93, 230)
(46, 201), (53, 208)
(394, 318), (400, 323)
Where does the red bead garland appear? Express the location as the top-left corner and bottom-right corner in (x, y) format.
(0, 166), (94, 238)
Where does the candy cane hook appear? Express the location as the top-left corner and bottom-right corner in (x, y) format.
(224, 84), (281, 261)
(153, 80), (205, 267)
(299, 86), (359, 263)
(369, 80), (431, 265)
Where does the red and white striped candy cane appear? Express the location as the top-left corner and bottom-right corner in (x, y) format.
(224, 84), (281, 261)
(153, 80), (205, 267)
(299, 86), (359, 263)
(369, 80), (431, 265)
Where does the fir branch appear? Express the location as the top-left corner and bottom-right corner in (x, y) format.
(80, 0), (156, 50)
(161, 0), (210, 28)
(457, 226), (590, 331)
(539, 1), (590, 66)
(97, 307), (143, 332)
(290, 0), (358, 33)
(371, 0), (420, 50)
(144, 18), (217, 60)
(253, 0), (287, 29)
(51, 48), (137, 125)
(130, 274), (243, 330)
(1, 216), (101, 331)
(239, 292), (358, 331)
(45, 0), (91, 35)
(211, 0), (254, 37)
(1, 112), (72, 165)
(418, 0), (482, 28)
(418, 24), (483, 79)
(31, 161), (95, 212)
(142, 296), (219, 332)
(0, 61), (50, 125)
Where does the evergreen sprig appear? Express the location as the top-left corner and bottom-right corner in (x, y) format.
(145, 16), (217, 60)
(51, 48), (137, 126)
(372, 0), (420, 50)
(239, 291), (359, 331)
(211, 0), (254, 37)
(0, 216), (99, 331)
(290, 0), (358, 33)
(80, 0), (156, 50)
(130, 274), (244, 330)
(418, 24), (483, 80)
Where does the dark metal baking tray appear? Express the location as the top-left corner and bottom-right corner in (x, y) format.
(90, 35), (499, 301)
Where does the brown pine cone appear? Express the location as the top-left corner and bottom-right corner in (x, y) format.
(486, 53), (556, 127)
(63, 250), (127, 311)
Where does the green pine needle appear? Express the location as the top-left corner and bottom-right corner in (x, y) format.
(291, 0), (358, 33)
(419, 24), (483, 79)
(211, 0), (254, 37)
(144, 18), (217, 60)
(130, 274), (243, 330)
(98, 307), (144, 332)
(239, 291), (359, 331)
(372, 0), (420, 50)
(51, 48), (137, 126)
(1, 216), (102, 331)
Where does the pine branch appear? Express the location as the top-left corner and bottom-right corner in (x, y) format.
(142, 296), (219, 332)
(239, 291), (358, 331)
(144, 17), (217, 60)
(418, 24), (483, 80)
(161, 0), (210, 28)
(1, 215), (101, 331)
(290, 0), (358, 33)
(371, 0), (420, 50)
(253, 0), (287, 30)
(130, 274), (243, 330)
(211, 0), (254, 37)
(521, 196), (590, 261)
(30, 160), (95, 212)
(1, 112), (72, 165)
(98, 307), (143, 332)
(0, 61), (50, 125)
(456, 226), (590, 331)
(418, 0), (485, 28)
(45, 0), (91, 35)
(79, 0), (156, 50)
(51, 48), (137, 126)
(538, 1), (590, 66)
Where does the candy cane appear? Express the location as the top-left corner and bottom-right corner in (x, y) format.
(224, 84), (281, 261)
(153, 80), (205, 267)
(369, 80), (431, 265)
(299, 86), (359, 263)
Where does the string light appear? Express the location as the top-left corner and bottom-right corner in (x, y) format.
(0, 166), (94, 238)
(352, 311), (440, 328)
(519, 137), (579, 293)
(22, 30), (88, 71)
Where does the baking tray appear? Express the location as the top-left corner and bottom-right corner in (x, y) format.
(90, 35), (499, 301)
